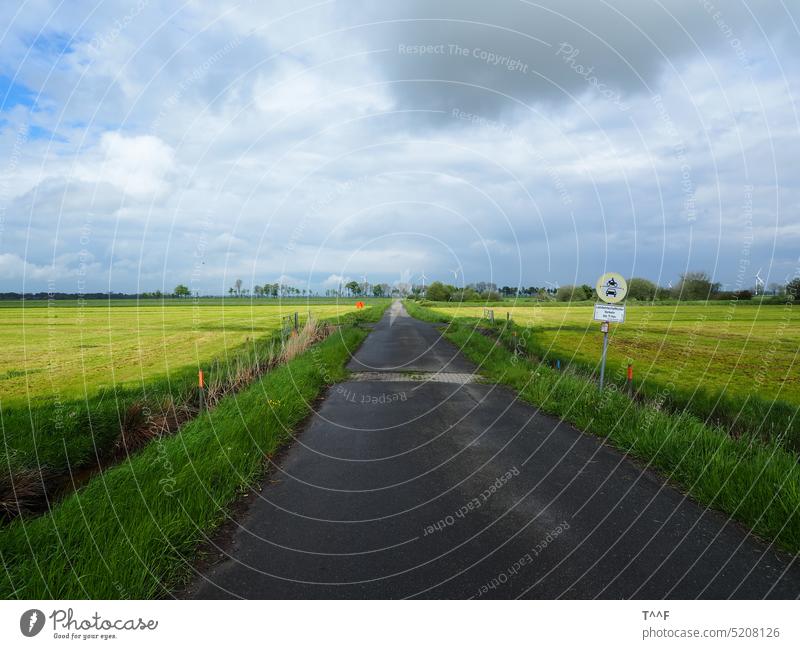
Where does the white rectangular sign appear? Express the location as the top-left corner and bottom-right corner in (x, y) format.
(594, 303), (626, 323)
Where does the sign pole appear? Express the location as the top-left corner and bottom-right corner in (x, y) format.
(599, 323), (609, 390)
(594, 272), (627, 391)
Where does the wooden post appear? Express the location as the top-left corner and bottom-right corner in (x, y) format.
(294, 312), (299, 332)
(198, 369), (205, 412)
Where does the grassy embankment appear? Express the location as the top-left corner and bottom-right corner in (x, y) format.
(0, 302), (384, 598)
(419, 299), (799, 453)
(405, 299), (800, 555)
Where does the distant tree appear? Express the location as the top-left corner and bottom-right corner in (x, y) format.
(373, 284), (384, 297)
(674, 271), (711, 300)
(733, 289), (753, 300)
(675, 271), (716, 301)
(556, 285), (580, 302)
(345, 280), (361, 296)
(627, 277), (657, 301)
(451, 287), (480, 302)
(578, 284), (593, 300)
(768, 282), (785, 296)
(173, 284), (190, 298)
(228, 287), (234, 297)
(786, 277), (800, 299)
(426, 281), (451, 302)
(253, 285), (263, 298)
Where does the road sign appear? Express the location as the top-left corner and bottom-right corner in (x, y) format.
(596, 272), (627, 303)
(594, 303), (626, 323)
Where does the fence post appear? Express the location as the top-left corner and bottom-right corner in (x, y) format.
(294, 312), (299, 332)
(627, 364), (633, 397)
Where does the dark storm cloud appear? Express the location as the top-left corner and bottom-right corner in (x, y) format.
(345, 0), (794, 117)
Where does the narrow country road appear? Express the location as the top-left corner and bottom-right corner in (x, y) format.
(187, 301), (800, 599)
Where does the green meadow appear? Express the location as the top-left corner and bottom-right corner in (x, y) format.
(0, 299), (361, 404)
(0, 299), (382, 491)
(427, 301), (799, 407)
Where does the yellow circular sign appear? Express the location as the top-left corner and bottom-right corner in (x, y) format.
(596, 272), (627, 303)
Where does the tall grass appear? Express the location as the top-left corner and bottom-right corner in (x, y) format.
(405, 300), (800, 555)
(0, 320), (373, 598)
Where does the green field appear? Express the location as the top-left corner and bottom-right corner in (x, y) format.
(0, 298), (385, 503)
(1, 316), (375, 597)
(426, 301), (799, 407)
(0, 299), (362, 405)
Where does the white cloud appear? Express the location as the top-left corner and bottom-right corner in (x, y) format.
(73, 132), (175, 199)
(322, 274), (349, 288)
(0, 1), (798, 292)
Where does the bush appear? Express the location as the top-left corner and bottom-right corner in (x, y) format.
(556, 285), (589, 302)
(425, 281), (451, 302)
(786, 277), (800, 299)
(676, 271), (720, 300)
(627, 277), (657, 301)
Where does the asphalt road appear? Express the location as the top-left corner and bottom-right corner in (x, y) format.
(188, 301), (800, 599)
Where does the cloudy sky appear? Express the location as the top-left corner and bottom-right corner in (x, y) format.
(0, 0), (798, 294)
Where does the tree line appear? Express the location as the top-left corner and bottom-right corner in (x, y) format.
(420, 272), (800, 303)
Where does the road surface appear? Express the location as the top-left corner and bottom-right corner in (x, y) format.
(187, 301), (800, 598)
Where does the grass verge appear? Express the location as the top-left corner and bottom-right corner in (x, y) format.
(405, 300), (800, 555)
(0, 317), (375, 598)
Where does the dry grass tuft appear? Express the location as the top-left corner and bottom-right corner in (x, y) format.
(0, 466), (48, 519)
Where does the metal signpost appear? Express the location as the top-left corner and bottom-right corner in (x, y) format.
(594, 272), (627, 390)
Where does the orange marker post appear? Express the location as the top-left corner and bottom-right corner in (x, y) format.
(626, 364), (633, 397)
(198, 369), (205, 411)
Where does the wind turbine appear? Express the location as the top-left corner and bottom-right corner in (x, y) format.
(361, 274), (369, 296)
(420, 271), (428, 294)
(755, 268), (764, 295)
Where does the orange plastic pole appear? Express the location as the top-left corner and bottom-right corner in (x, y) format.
(198, 369), (205, 411)
(627, 364), (633, 397)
